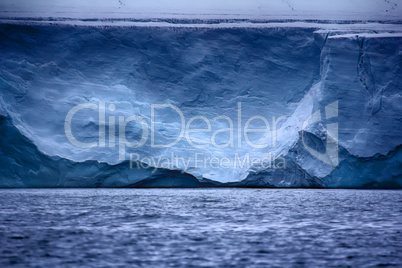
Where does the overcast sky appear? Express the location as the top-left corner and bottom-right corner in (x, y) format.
(0, 0), (400, 20)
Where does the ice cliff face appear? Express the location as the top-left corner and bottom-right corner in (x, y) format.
(0, 20), (401, 188)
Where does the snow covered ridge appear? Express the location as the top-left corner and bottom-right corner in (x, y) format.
(1, 18), (402, 31)
(0, 21), (401, 188)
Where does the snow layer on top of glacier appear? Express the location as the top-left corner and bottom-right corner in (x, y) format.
(0, 0), (401, 21)
(1, 20), (402, 33)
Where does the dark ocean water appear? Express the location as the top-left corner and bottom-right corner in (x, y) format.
(0, 189), (401, 267)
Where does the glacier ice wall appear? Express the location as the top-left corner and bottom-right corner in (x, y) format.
(0, 114), (211, 188)
(0, 21), (401, 188)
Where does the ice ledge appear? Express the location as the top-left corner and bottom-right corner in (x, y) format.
(1, 18), (401, 33)
(328, 32), (402, 39)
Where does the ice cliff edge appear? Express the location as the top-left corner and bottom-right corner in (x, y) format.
(0, 20), (401, 188)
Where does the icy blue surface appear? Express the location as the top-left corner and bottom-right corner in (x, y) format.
(0, 21), (401, 188)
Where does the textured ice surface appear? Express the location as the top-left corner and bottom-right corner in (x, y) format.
(0, 16), (401, 188)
